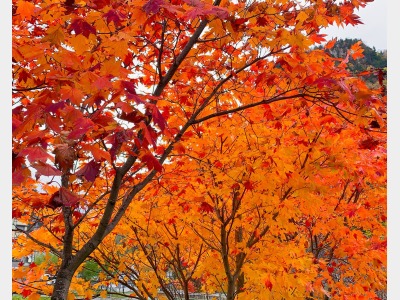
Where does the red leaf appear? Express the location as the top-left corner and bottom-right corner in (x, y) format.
(377, 69), (385, 86)
(123, 52), (133, 67)
(46, 115), (63, 133)
(256, 16), (268, 26)
(44, 101), (67, 113)
(53, 144), (76, 172)
(243, 180), (254, 190)
(313, 77), (336, 89)
(199, 202), (214, 213)
(33, 161), (63, 177)
(12, 208), (23, 218)
(359, 137), (379, 150)
(119, 110), (146, 123)
(149, 104), (167, 131)
(103, 9), (126, 26)
(263, 104), (274, 120)
(18, 147), (53, 163)
(126, 92), (145, 105)
(185, 6), (229, 20)
(68, 118), (94, 139)
(264, 279), (273, 291)
(108, 131), (128, 160)
(143, 0), (164, 14)
(60, 187), (82, 206)
(121, 80), (137, 94)
(91, 0), (110, 9)
(115, 101), (134, 113)
(139, 122), (157, 148)
(255, 73), (266, 85)
(233, 17), (247, 25)
(12, 116), (22, 132)
(48, 191), (62, 209)
(141, 152), (162, 172)
(214, 160), (223, 168)
(93, 76), (113, 90)
(12, 169), (28, 186)
(75, 160), (101, 182)
(21, 289), (32, 298)
(18, 69), (30, 83)
(183, 0), (228, 19)
(69, 18), (96, 37)
(274, 122), (282, 129)
(337, 80), (355, 102)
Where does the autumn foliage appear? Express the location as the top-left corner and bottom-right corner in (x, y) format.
(12, 0), (386, 299)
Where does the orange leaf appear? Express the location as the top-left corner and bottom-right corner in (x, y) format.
(28, 293), (41, 300)
(42, 26), (65, 45)
(100, 290), (107, 298)
(350, 41), (364, 59)
(174, 142), (186, 154)
(16, 0), (35, 20)
(325, 38), (336, 49)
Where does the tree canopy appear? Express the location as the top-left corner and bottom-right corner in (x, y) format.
(12, 0), (386, 299)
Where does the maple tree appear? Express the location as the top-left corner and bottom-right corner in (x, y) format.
(92, 99), (385, 299)
(12, 0), (386, 299)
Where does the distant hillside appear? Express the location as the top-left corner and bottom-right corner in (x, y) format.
(318, 38), (387, 87)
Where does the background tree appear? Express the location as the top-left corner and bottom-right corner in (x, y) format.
(12, 0), (386, 299)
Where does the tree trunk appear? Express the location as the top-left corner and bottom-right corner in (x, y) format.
(51, 268), (74, 300)
(226, 278), (236, 300)
(51, 176), (76, 300)
(183, 281), (190, 300)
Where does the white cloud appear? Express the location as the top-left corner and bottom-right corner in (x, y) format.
(322, 0), (387, 50)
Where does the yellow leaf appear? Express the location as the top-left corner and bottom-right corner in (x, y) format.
(100, 290), (107, 298)
(85, 289), (93, 299)
(118, 264), (127, 272)
(296, 11), (308, 24)
(67, 293), (76, 300)
(316, 15), (329, 27)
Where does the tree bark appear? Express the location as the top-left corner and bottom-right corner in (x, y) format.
(51, 175), (76, 300)
(51, 268), (74, 300)
(226, 277), (236, 300)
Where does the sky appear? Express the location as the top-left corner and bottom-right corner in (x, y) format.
(322, 0), (388, 51)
